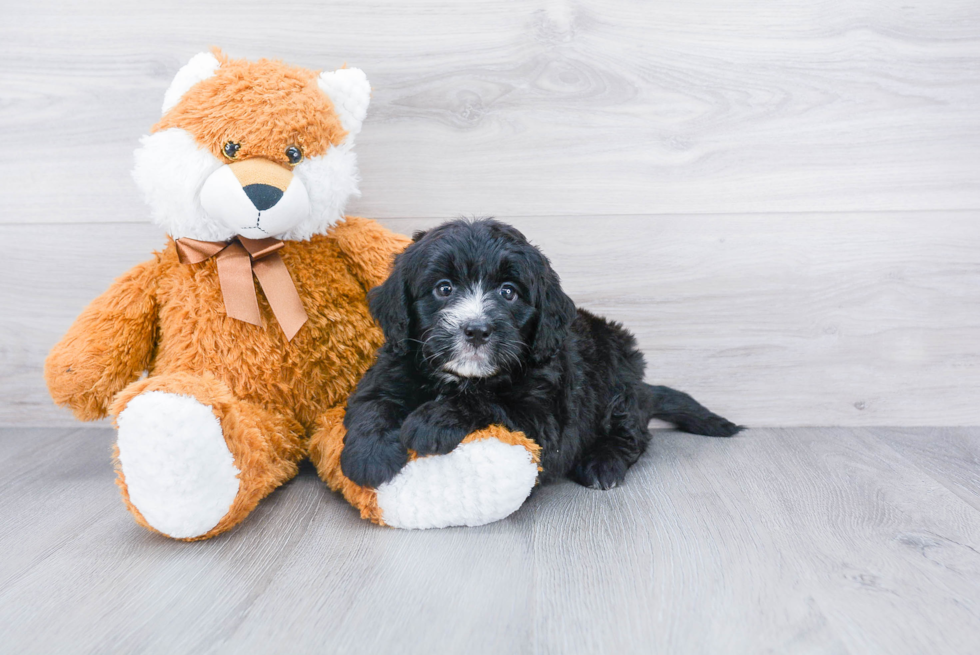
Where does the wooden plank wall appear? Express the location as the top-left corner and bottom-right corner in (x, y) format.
(1, 0), (978, 426)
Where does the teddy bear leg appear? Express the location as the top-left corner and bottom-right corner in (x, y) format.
(110, 372), (305, 541)
(307, 407), (386, 524)
(308, 409), (541, 529)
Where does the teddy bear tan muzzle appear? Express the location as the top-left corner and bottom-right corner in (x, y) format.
(200, 156), (311, 239)
(229, 158), (294, 209)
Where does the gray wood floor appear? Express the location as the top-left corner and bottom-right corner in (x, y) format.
(2, 427), (978, 654)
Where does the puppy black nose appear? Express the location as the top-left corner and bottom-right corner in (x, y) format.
(242, 183), (284, 211)
(463, 321), (493, 346)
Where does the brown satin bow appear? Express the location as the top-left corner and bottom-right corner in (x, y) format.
(175, 236), (308, 341)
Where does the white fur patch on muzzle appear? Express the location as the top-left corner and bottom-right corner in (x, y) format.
(439, 283), (498, 378)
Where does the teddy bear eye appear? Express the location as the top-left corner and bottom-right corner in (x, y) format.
(223, 141), (241, 160)
(285, 146), (303, 165)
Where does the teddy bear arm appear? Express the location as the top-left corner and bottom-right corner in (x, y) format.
(374, 425), (542, 529)
(45, 258), (162, 421)
(311, 406), (542, 529)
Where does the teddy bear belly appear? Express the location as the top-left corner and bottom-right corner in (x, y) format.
(149, 301), (383, 430)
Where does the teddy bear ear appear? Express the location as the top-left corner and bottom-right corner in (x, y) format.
(317, 68), (371, 140)
(161, 51), (222, 116)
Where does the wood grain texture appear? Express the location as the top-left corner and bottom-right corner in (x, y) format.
(4, 212), (978, 427)
(525, 427), (980, 654)
(1, 0), (979, 222)
(873, 426), (980, 512)
(1, 426), (979, 653)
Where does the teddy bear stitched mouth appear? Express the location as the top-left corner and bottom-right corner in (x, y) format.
(240, 183), (280, 233)
(241, 213), (269, 233)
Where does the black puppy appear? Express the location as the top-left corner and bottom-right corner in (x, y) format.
(341, 218), (741, 490)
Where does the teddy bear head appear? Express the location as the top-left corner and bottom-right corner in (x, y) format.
(133, 49), (370, 242)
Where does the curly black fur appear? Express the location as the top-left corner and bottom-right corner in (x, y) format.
(341, 218), (743, 490)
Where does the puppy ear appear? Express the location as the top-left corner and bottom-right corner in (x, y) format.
(411, 230), (428, 243)
(368, 257), (410, 355)
(532, 266), (576, 364)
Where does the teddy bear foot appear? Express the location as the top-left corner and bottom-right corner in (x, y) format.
(112, 373), (306, 540)
(116, 391), (241, 539)
(375, 434), (540, 530)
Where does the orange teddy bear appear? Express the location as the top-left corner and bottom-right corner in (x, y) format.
(45, 50), (540, 540)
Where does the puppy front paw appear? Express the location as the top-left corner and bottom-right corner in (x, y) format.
(569, 453), (628, 490)
(340, 430), (408, 488)
(399, 401), (468, 456)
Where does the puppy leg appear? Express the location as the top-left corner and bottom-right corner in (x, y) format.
(339, 352), (415, 488)
(400, 397), (506, 457)
(641, 383), (743, 437)
(570, 388), (651, 490)
(340, 408), (409, 489)
(308, 407), (386, 525)
(399, 400), (471, 456)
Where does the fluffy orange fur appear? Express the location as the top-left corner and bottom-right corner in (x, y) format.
(47, 218), (404, 428)
(308, 407), (385, 523)
(47, 218), (405, 537)
(155, 48), (347, 165)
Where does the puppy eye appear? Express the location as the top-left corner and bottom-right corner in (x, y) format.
(434, 280), (454, 298)
(499, 283), (518, 302)
(223, 141), (241, 160)
(285, 145), (303, 165)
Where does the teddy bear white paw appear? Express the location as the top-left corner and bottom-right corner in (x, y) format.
(375, 438), (538, 529)
(116, 391), (240, 539)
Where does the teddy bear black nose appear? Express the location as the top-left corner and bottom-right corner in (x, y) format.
(242, 183), (284, 211)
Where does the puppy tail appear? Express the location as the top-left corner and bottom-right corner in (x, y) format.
(639, 384), (744, 437)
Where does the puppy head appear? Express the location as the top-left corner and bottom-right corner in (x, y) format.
(370, 219), (576, 379)
(132, 49), (369, 242)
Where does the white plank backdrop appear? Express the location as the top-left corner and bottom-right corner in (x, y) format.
(1, 0), (979, 426)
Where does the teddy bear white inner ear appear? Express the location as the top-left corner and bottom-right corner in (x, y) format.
(162, 52), (221, 115)
(317, 68), (371, 139)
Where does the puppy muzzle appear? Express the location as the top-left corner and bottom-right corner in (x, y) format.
(442, 343), (497, 378)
